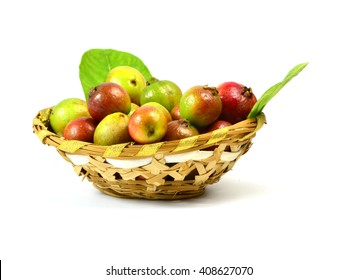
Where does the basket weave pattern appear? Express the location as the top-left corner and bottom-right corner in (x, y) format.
(33, 107), (265, 199)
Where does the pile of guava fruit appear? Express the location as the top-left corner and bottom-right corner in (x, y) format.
(48, 49), (308, 146)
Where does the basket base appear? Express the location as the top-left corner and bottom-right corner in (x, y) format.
(92, 182), (207, 200)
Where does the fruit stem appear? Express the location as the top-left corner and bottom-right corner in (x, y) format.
(203, 85), (219, 96)
(179, 119), (189, 127)
(146, 77), (159, 86)
(243, 87), (253, 97)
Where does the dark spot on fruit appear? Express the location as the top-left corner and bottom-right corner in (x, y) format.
(130, 79), (137, 86)
(148, 127), (155, 136)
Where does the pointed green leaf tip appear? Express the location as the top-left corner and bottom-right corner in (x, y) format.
(247, 62), (309, 119)
(79, 49), (152, 100)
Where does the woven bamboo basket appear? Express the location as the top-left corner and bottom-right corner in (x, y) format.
(33, 107), (265, 199)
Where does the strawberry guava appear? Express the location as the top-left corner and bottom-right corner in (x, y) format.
(49, 98), (91, 136)
(140, 80), (182, 112)
(179, 85), (222, 128)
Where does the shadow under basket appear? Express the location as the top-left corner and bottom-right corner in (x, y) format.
(33, 108), (266, 200)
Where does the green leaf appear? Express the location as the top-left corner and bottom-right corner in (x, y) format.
(247, 62), (309, 119)
(79, 49), (152, 100)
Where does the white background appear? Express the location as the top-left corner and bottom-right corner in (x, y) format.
(0, 0), (357, 279)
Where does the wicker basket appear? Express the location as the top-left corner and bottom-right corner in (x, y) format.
(33, 107), (265, 199)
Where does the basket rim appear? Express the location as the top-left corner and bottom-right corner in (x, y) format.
(33, 106), (266, 159)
